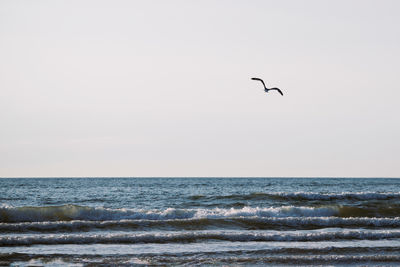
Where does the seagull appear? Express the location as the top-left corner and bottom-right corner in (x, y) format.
(251, 78), (283, 96)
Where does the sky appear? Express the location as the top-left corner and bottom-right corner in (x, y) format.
(1, 0), (399, 177)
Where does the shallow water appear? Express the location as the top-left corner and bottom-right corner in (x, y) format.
(1, 177), (400, 266)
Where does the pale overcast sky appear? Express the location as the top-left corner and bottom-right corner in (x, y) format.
(1, 0), (399, 177)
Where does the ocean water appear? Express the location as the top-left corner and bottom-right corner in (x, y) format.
(1, 177), (400, 266)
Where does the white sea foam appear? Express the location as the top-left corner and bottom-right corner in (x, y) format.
(1, 216), (400, 233)
(2, 229), (400, 246)
(0, 205), (341, 223)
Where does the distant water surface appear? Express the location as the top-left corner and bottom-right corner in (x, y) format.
(1, 177), (400, 266)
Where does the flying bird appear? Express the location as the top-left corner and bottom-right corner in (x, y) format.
(251, 78), (283, 96)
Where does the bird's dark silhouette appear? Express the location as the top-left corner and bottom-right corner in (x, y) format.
(251, 78), (283, 96)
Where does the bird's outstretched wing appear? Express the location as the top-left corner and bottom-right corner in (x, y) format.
(251, 77), (266, 89)
(270, 87), (283, 96)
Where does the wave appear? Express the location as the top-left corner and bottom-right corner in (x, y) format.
(0, 205), (338, 223)
(144, 254), (400, 266)
(192, 192), (400, 201)
(2, 204), (400, 223)
(2, 217), (400, 233)
(3, 251), (400, 266)
(152, 254), (400, 265)
(2, 229), (400, 246)
(272, 192), (400, 201)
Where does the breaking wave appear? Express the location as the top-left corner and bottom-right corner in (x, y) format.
(2, 204), (400, 224)
(2, 229), (400, 246)
(0, 205), (339, 223)
(2, 216), (400, 233)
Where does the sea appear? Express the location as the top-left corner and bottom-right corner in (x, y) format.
(1, 177), (400, 266)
